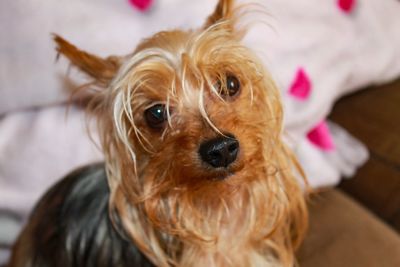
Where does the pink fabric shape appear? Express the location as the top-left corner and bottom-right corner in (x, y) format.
(307, 121), (335, 151)
(338, 0), (356, 13)
(129, 0), (153, 11)
(289, 68), (312, 100)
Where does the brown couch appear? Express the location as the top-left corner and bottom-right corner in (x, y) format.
(298, 79), (400, 266)
(298, 189), (400, 267)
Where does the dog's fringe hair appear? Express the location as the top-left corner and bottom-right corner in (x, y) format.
(104, 25), (307, 267)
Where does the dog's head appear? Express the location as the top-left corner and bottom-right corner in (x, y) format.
(55, 0), (307, 266)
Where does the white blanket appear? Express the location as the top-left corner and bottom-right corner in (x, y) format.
(1, 0), (400, 263)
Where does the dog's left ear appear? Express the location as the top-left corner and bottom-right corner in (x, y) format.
(54, 34), (121, 91)
(203, 0), (235, 29)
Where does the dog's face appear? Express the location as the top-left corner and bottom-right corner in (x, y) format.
(55, 1), (307, 266)
(114, 28), (279, 188)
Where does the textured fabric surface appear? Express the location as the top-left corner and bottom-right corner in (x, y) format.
(0, 0), (215, 114)
(0, 215), (20, 265)
(0, 106), (103, 216)
(298, 189), (400, 267)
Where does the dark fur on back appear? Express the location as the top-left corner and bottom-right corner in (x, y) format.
(8, 164), (153, 267)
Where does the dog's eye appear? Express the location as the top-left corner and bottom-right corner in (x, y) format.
(145, 104), (167, 129)
(216, 74), (240, 97)
(226, 75), (240, 96)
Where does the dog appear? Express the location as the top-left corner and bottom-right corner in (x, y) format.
(8, 0), (307, 266)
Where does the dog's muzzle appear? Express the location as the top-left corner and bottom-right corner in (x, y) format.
(199, 134), (239, 168)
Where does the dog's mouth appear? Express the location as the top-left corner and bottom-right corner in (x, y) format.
(211, 170), (234, 181)
(208, 162), (245, 181)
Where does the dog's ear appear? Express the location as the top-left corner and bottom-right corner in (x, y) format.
(203, 0), (235, 29)
(53, 34), (121, 91)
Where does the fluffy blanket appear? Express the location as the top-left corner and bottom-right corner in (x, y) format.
(1, 0), (400, 263)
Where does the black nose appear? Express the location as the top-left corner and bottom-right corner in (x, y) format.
(199, 135), (239, 168)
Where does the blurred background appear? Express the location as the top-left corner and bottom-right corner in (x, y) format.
(0, 0), (399, 266)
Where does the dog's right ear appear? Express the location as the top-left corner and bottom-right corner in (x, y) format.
(203, 0), (235, 29)
(53, 35), (121, 103)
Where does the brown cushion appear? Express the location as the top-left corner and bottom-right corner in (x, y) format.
(297, 189), (400, 267)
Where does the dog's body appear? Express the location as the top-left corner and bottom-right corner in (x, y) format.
(9, 1), (307, 266)
(9, 164), (153, 267)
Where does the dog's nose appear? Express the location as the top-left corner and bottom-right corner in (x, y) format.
(199, 135), (239, 168)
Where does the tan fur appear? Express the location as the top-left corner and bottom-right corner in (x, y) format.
(204, 0), (234, 28)
(53, 35), (121, 86)
(53, 1), (308, 266)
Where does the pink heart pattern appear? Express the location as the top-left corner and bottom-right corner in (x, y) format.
(289, 68), (312, 100)
(307, 120), (335, 151)
(129, 0), (153, 12)
(338, 0), (356, 13)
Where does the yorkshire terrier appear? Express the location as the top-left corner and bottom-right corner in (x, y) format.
(8, 0), (307, 266)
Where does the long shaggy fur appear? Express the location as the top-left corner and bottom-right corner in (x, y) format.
(8, 164), (154, 267)
(10, 1), (307, 267)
